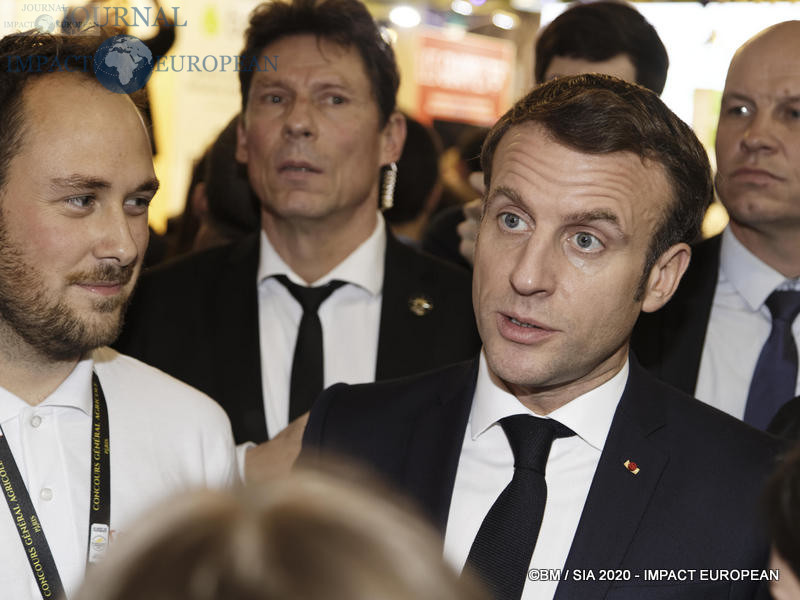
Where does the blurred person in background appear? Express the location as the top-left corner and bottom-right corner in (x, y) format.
(764, 444), (800, 600)
(533, 0), (668, 94)
(436, 125), (489, 212)
(72, 468), (488, 600)
(168, 116), (261, 258)
(163, 153), (207, 258)
(421, 127), (487, 270)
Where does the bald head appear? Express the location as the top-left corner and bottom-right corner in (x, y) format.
(714, 20), (800, 275)
(729, 21), (800, 73)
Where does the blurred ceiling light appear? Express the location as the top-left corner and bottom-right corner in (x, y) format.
(510, 0), (540, 13)
(451, 0), (473, 15)
(389, 5), (421, 28)
(491, 10), (517, 30)
(379, 25), (398, 45)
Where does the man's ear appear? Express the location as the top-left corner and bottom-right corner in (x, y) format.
(640, 242), (691, 313)
(235, 117), (249, 164)
(379, 111), (407, 165)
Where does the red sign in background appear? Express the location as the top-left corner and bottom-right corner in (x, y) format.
(415, 30), (515, 126)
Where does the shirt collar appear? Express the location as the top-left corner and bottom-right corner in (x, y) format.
(471, 350), (627, 452)
(720, 226), (794, 311)
(0, 355), (95, 423)
(256, 212), (386, 297)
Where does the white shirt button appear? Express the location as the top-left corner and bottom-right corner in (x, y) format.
(30, 415), (42, 428)
(40, 488), (53, 501)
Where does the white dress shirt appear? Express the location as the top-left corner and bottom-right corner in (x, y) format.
(257, 213), (385, 437)
(0, 347), (237, 600)
(695, 227), (800, 418)
(444, 351), (627, 600)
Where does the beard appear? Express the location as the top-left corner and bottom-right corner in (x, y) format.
(0, 214), (135, 362)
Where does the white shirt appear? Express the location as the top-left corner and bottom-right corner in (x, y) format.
(695, 227), (800, 418)
(0, 347), (237, 600)
(444, 351), (627, 600)
(257, 213), (385, 436)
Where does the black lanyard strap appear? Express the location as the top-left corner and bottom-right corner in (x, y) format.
(0, 433), (64, 599)
(0, 371), (111, 600)
(87, 372), (111, 564)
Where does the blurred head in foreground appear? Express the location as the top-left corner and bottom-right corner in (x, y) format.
(74, 468), (487, 600)
(765, 444), (800, 600)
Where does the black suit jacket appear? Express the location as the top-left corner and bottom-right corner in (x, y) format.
(303, 356), (783, 600)
(632, 235), (721, 395)
(116, 231), (481, 443)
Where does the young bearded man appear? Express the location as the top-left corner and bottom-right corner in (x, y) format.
(0, 33), (236, 599)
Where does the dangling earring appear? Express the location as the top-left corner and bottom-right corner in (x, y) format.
(381, 162), (397, 211)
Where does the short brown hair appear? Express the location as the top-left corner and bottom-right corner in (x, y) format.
(239, 0), (399, 126)
(0, 33), (99, 192)
(0, 31), (146, 193)
(482, 74), (712, 296)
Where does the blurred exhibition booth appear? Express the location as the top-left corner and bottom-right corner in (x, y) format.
(1, 0), (798, 232)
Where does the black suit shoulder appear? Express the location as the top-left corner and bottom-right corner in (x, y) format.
(115, 235), (262, 443)
(134, 235), (256, 295)
(619, 358), (783, 471)
(303, 359), (477, 527)
(305, 359), (473, 445)
(384, 230), (472, 290)
(385, 233), (472, 302)
(578, 368), (785, 600)
(645, 369), (782, 464)
(117, 235), (257, 357)
(304, 360), (475, 471)
(377, 235), (480, 379)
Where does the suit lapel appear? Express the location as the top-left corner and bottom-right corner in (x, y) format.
(401, 358), (478, 533)
(211, 234), (268, 442)
(376, 231), (440, 380)
(556, 360), (669, 600)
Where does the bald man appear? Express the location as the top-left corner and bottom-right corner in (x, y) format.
(633, 21), (800, 432)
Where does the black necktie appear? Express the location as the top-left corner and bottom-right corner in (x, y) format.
(274, 275), (346, 421)
(744, 290), (800, 430)
(466, 414), (575, 600)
